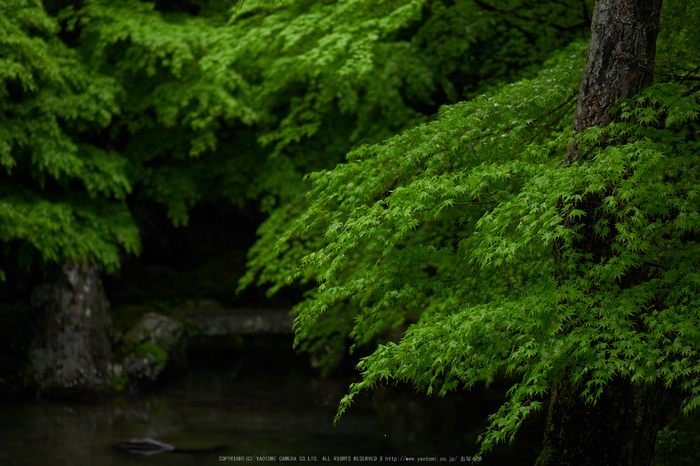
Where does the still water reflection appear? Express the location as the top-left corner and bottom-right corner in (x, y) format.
(0, 339), (541, 465)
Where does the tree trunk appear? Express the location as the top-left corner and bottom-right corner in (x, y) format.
(537, 373), (662, 466)
(539, 0), (664, 464)
(28, 260), (114, 398)
(564, 0), (662, 166)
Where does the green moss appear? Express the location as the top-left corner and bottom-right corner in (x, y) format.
(134, 341), (169, 368)
(113, 375), (127, 392)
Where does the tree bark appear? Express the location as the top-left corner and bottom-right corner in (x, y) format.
(539, 0), (664, 465)
(564, 0), (662, 165)
(537, 372), (662, 466)
(28, 260), (114, 398)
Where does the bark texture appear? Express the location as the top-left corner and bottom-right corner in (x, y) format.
(540, 0), (664, 464)
(565, 0), (662, 165)
(28, 260), (114, 397)
(537, 374), (662, 466)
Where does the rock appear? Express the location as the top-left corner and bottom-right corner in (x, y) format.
(121, 312), (187, 389)
(117, 438), (175, 455)
(115, 437), (227, 455)
(123, 354), (162, 387)
(123, 312), (185, 355)
(27, 261), (114, 397)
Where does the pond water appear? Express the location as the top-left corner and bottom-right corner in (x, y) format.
(0, 337), (542, 465)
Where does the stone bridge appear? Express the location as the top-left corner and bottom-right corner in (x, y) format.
(184, 308), (294, 336)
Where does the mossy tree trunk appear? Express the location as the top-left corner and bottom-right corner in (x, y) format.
(538, 0), (664, 465)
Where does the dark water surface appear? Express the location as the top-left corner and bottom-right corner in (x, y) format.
(0, 340), (542, 465)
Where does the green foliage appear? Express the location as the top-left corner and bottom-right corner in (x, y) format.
(68, 0), (459, 223)
(247, 40), (585, 351)
(241, 0), (594, 359)
(0, 0), (139, 275)
(251, 0), (700, 453)
(414, 0), (593, 99)
(5, 0), (698, 456)
(0, 0), (454, 274)
(1, 0), (594, 280)
(347, 90), (700, 452)
(656, 0), (700, 83)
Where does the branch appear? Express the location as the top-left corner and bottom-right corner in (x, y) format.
(472, 0), (537, 44)
(658, 65), (700, 96)
(522, 92), (578, 146)
(472, 0), (499, 12)
(580, 0), (591, 24)
(550, 22), (588, 33)
(684, 65), (700, 77)
(452, 201), (498, 206)
(682, 84), (700, 98)
(656, 72), (700, 82)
